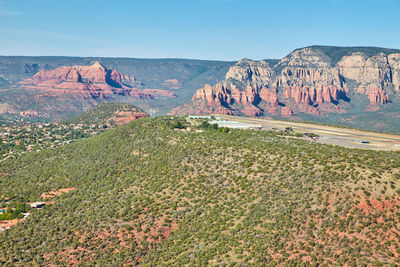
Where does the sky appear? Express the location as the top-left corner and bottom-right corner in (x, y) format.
(0, 0), (399, 60)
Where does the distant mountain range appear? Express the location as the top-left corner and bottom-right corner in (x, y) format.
(0, 56), (232, 120)
(17, 61), (175, 99)
(1, 45), (400, 132)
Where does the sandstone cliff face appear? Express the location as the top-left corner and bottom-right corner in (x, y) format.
(276, 48), (331, 68)
(274, 48), (349, 109)
(388, 53), (400, 92)
(17, 62), (175, 99)
(337, 53), (392, 104)
(337, 53), (391, 86)
(225, 59), (274, 88)
(178, 59), (279, 116)
(171, 47), (400, 117)
(277, 67), (347, 106)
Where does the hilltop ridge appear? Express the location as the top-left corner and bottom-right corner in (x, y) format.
(64, 103), (149, 126)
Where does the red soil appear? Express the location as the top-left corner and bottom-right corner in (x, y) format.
(113, 112), (149, 125)
(41, 187), (76, 199)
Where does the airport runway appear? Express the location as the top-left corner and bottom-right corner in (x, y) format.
(214, 115), (400, 151)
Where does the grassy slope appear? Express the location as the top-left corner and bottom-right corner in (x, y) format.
(0, 117), (399, 266)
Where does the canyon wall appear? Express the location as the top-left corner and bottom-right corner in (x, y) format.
(171, 47), (400, 117)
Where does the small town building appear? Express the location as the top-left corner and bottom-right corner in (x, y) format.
(30, 202), (45, 208)
(189, 115), (212, 119)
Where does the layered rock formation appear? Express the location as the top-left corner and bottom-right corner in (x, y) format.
(179, 60), (277, 116)
(388, 54), (400, 92)
(336, 53), (393, 104)
(171, 47), (400, 117)
(17, 61), (175, 99)
(162, 79), (182, 90)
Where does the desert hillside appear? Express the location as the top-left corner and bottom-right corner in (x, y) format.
(1, 117), (399, 265)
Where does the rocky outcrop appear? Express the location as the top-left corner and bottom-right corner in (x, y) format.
(277, 68), (347, 106)
(274, 48), (349, 109)
(337, 53), (392, 103)
(172, 47), (400, 117)
(172, 59), (277, 117)
(171, 53), (348, 117)
(276, 48), (331, 68)
(388, 53), (400, 92)
(282, 85), (346, 106)
(192, 83), (230, 106)
(225, 58), (274, 88)
(169, 99), (234, 116)
(259, 87), (279, 106)
(162, 79), (182, 90)
(17, 62), (175, 99)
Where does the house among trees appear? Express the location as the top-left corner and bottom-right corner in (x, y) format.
(30, 202), (45, 209)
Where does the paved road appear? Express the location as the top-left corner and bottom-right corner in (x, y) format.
(214, 115), (400, 151)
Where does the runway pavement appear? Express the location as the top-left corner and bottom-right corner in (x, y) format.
(214, 115), (400, 151)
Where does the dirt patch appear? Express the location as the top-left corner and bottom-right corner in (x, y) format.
(41, 187), (76, 199)
(113, 112), (149, 125)
(131, 150), (140, 156)
(130, 150), (148, 157)
(44, 213), (177, 265)
(0, 218), (25, 230)
(43, 247), (94, 266)
(128, 214), (178, 244)
(356, 197), (400, 214)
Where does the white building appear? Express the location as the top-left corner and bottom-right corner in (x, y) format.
(30, 202), (45, 208)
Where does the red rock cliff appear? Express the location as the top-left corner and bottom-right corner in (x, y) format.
(171, 47), (400, 117)
(18, 61), (175, 99)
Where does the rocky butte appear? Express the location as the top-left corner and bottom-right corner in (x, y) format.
(170, 46), (400, 117)
(17, 61), (176, 99)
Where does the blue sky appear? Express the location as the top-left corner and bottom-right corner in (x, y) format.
(0, 0), (399, 60)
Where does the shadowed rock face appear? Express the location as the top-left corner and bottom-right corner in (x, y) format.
(389, 53), (400, 92)
(17, 61), (175, 99)
(170, 47), (400, 117)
